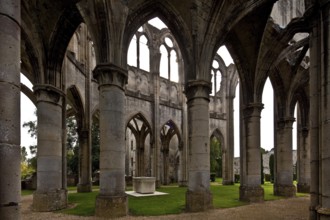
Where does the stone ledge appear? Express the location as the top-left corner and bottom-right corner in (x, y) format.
(185, 190), (213, 212)
(33, 189), (67, 211)
(239, 185), (264, 202)
(95, 194), (128, 218)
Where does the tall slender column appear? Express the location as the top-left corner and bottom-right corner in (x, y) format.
(297, 127), (310, 193)
(0, 0), (21, 218)
(223, 95), (235, 185)
(239, 103), (264, 202)
(274, 117), (296, 197)
(319, 2), (330, 219)
(93, 63), (128, 218)
(77, 129), (92, 192)
(309, 5), (321, 219)
(185, 80), (213, 212)
(33, 85), (67, 211)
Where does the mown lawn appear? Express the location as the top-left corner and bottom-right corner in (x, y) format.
(56, 180), (308, 217)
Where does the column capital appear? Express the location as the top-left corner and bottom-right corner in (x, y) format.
(93, 63), (128, 90)
(185, 80), (211, 102)
(242, 103), (264, 118)
(277, 117), (295, 129)
(33, 84), (64, 106)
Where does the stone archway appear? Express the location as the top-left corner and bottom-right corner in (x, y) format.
(160, 120), (182, 185)
(126, 113), (152, 177)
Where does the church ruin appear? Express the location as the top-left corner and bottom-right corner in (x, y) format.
(0, 0), (328, 219)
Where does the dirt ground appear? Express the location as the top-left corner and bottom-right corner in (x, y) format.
(21, 195), (309, 220)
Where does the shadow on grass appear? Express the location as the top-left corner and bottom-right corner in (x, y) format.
(57, 181), (308, 217)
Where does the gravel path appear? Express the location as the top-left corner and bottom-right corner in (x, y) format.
(22, 195), (309, 220)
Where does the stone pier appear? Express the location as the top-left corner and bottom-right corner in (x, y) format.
(32, 85), (67, 211)
(274, 117), (296, 197)
(239, 103), (264, 202)
(0, 0), (21, 219)
(93, 64), (128, 218)
(185, 80), (213, 212)
(77, 129), (92, 192)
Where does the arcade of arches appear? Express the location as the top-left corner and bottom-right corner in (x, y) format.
(0, 0), (329, 219)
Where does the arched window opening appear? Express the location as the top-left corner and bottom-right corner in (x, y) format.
(139, 35), (149, 72)
(160, 120), (181, 185)
(165, 37), (173, 48)
(170, 50), (178, 82)
(217, 45), (234, 66)
(160, 45), (168, 79)
(127, 35), (137, 67)
(148, 17), (167, 30)
(126, 114), (152, 177)
(261, 78), (274, 152)
(210, 134), (222, 179)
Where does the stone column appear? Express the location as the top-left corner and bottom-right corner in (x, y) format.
(274, 117), (296, 197)
(185, 80), (213, 212)
(0, 0), (21, 219)
(93, 63), (128, 218)
(223, 95), (235, 185)
(319, 2), (330, 219)
(77, 129), (92, 192)
(308, 4), (321, 219)
(33, 85), (67, 211)
(239, 103), (264, 202)
(297, 127), (310, 193)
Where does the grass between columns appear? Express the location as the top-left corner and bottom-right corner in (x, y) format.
(21, 178), (308, 217)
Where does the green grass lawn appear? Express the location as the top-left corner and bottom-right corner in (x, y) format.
(57, 180), (308, 217)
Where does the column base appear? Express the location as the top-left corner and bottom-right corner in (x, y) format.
(95, 194), (128, 218)
(222, 180), (234, 185)
(274, 184), (296, 197)
(239, 185), (264, 202)
(77, 183), (92, 193)
(185, 190), (213, 212)
(179, 180), (188, 187)
(297, 183), (310, 193)
(33, 189), (67, 211)
(0, 203), (21, 220)
(317, 207), (330, 220)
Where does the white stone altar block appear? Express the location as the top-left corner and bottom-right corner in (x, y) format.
(133, 177), (156, 194)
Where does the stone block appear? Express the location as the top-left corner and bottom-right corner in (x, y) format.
(239, 185), (264, 202)
(33, 189), (67, 211)
(133, 177), (156, 194)
(95, 194), (128, 218)
(185, 190), (213, 212)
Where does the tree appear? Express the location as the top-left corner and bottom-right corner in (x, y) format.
(91, 120), (100, 173)
(210, 137), (222, 177)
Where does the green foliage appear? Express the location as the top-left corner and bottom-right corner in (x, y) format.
(210, 137), (222, 177)
(261, 150), (264, 184)
(91, 120), (100, 173)
(66, 116), (79, 175)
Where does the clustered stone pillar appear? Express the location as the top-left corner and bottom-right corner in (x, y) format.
(185, 80), (213, 212)
(93, 63), (128, 218)
(239, 103), (264, 202)
(274, 117), (296, 197)
(0, 0), (21, 219)
(318, 2), (330, 219)
(33, 85), (67, 211)
(308, 2), (330, 219)
(77, 129), (92, 192)
(297, 126), (310, 193)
